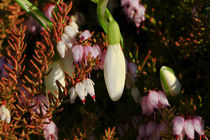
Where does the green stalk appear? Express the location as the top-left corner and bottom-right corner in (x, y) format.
(15, 0), (53, 30)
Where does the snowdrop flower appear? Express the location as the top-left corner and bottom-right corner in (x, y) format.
(184, 119), (195, 139)
(160, 66), (181, 96)
(104, 21), (126, 101)
(172, 116), (185, 138)
(0, 104), (11, 123)
(79, 30), (91, 41)
(45, 61), (65, 98)
(43, 121), (58, 140)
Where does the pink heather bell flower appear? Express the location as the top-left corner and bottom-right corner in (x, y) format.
(72, 45), (84, 62)
(121, 0), (146, 28)
(172, 116), (185, 138)
(0, 103), (11, 123)
(79, 30), (91, 41)
(192, 116), (205, 137)
(184, 119), (195, 139)
(31, 94), (49, 115)
(146, 121), (157, 138)
(43, 121), (58, 140)
(141, 96), (154, 115)
(137, 123), (146, 139)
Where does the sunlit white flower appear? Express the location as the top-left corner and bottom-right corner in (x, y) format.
(104, 44), (126, 101)
(57, 40), (67, 58)
(45, 61), (65, 98)
(0, 104), (10, 123)
(61, 33), (73, 49)
(64, 25), (79, 39)
(83, 78), (95, 101)
(184, 119), (195, 139)
(160, 66), (181, 96)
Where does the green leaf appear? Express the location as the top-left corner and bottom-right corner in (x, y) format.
(15, 0), (53, 30)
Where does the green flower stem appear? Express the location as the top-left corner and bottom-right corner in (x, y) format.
(94, 0), (124, 48)
(15, 0), (53, 30)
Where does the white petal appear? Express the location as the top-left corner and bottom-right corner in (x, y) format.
(172, 116), (185, 135)
(104, 44), (126, 101)
(75, 82), (86, 103)
(64, 26), (78, 39)
(69, 87), (77, 104)
(57, 41), (67, 58)
(45, 61), (65, 98)
(61, 33), (73, 48)
(69, 21), (79, 30)
(184, 119), (195, 139)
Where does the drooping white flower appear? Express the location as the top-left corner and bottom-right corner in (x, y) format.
(83, 78), (95, 101)
(69, 87), (77, 104)
(45, 61), (65, 98)
(61, 33), (73, 49)
(64, 25), (79, 39)
(0, 104), (11, 123)
(75, 82), (87, 104)
(57, 40), (67, 58)
(184, 119), (195, 139)
(104, 44), (126, 101)
(172, 116), (185, 137)
(160, 66), (181, 96)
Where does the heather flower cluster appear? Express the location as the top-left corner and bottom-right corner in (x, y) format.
(172, 116), (208, 140)
(141, 90), (170, 115)
(121, 0), (146, 27)
(137, 121), (168, 140)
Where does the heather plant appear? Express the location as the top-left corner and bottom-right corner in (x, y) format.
(0, 0), (209, 139)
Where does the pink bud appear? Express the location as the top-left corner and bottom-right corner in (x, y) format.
(43, 3), (55, 21)
(184, 119), (194, 139)
(83, 45), (94, 58)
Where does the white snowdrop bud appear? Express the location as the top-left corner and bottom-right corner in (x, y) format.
(160, 66), (181, 96)
(83, 78), (95, 101)
(64, 26), (78, 39)
(57, 40), (67, 58)
(45, 61), (65, 98)
(104, 44), (126, 101)
(61, 33), (73, 48)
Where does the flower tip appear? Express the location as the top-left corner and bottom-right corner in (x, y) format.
(82, 99), (85, 104)
(92, 95), (96, 102)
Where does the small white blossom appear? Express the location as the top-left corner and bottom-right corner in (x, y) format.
(57, 40), (67, 58)
(0, 105), (11, 123)
(83, 78), (95, 101)
(61, 33), (73, 49)
(64, 26), (78, 39)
